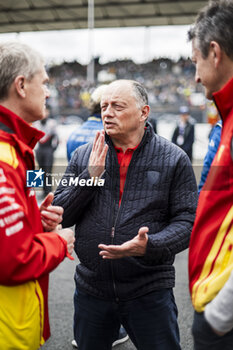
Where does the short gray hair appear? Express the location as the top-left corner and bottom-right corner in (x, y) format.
(131, 81), (148, 108)
(188, 0), (233, 59)
(0, 41), (44, 100)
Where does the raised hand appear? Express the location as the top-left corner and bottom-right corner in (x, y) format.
(88, 130), (108, 178)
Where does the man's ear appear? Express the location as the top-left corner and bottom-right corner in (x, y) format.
(140, 105), (150, 122)
(14, 75), (26, 98)
(210, 41), (222, 68)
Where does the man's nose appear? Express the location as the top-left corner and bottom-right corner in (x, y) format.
(45, 86), (50, 98)
(102, 105), (114, 117)
(195, 70), (201, 84)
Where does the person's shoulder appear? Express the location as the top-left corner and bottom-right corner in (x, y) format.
(84, 118), (103, 130)
(0, 130), (20, 168)
(0, 139), (19, 169)
(148, 134), (192, 173)
(71, 141), (93, 160)
(215, 120), (222, 130)
(153, 133), (187, 158)
(209, 120), (222, 138)
(187, 119), (195, 127)
(68, 125), (83, 139)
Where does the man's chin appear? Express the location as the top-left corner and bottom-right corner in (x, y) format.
(105, 129), (114, 136)
(205, 89), (213, 100)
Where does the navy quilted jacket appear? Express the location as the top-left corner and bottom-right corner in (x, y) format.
(54, 123), (197, 301)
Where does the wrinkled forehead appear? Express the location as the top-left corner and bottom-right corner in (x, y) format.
(101, 81), (134, 104)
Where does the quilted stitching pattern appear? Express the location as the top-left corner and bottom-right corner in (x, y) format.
(54, 123), (198, 300)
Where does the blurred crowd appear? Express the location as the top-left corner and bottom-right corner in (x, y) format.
(46, 57), (205, 121)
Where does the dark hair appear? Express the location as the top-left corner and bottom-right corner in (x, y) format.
(188, 0), (233, 59)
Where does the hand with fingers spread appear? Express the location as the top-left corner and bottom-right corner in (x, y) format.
(88, 130), (108, 178)
(40, 192), (63, 232)
(98, 226), (149, 259)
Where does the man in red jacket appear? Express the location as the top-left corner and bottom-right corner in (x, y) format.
(0, 41), (75, 350)
(188, 1), (233, 349)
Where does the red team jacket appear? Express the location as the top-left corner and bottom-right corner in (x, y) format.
(0, 105), (70, 349)
(189, 77), (233, 312)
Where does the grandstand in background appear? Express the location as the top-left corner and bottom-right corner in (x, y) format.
(47, 56), (206, 124)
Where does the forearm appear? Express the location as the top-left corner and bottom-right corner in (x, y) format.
(145, 219), (193, 261)
(54, 168), (98, 227)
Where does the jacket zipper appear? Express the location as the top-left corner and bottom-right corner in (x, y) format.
(110, 199), (122, 302)
(107, 129), (148, 301)
(109, 148), (138, 302)
(110, 226), (119, 302)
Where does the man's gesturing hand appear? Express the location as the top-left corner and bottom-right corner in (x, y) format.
(98, 226), (149, 259)
(88, 130), (108, 178)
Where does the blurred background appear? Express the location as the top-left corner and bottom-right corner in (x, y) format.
(0, 2), (214, 348)
(0, 0), (214, 163)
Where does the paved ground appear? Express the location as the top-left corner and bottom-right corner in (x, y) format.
(42, 250), (193, 350)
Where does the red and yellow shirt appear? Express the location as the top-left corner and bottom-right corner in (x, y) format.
(0, 106), (70, 349)
(189, 77), (233, 312)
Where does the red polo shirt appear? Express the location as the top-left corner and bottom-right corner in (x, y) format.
(115, 144), (139, 205)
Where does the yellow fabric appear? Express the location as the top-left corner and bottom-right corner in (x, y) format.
(216, 144), (225, 162)
(0, 142), (19, 169)
(0, 280), (44, 350)
(192, 205), (233, 312)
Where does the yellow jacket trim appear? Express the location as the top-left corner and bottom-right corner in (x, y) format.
(0, 142), (19, 169)
(192, 205), (233, 312)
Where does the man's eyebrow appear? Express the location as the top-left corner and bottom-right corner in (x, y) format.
(112, 100), (127, 105)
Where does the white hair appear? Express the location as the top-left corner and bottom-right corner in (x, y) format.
(0, 41), (44, 100)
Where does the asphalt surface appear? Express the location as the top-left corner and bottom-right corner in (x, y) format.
(41, 250), (193, 350)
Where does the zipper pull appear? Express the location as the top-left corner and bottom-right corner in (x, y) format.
(111, 227), (115, 238)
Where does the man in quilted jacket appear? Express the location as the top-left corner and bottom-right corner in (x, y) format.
(54, 79), (197, 350)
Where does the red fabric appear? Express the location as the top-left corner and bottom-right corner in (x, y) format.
(0, 105), (69, 341)
(189, 77), (233, 304)
(115, 144), (138, 205)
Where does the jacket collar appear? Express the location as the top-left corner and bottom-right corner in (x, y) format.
(0, 105), (44, 149)
(213, 76), (233, 123)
